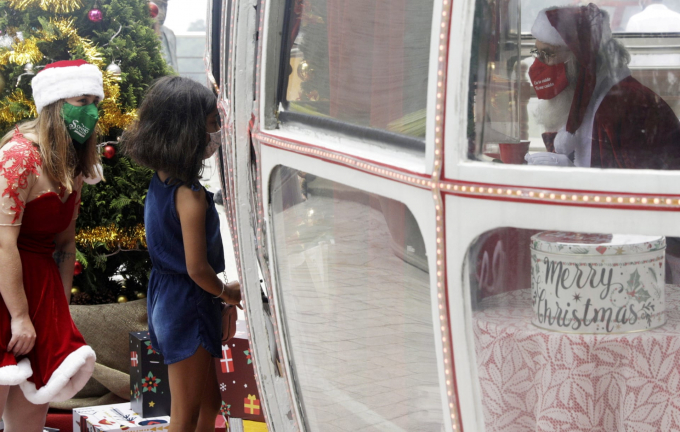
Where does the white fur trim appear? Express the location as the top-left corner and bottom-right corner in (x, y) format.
(32, 64), (104, 113)
(19, 345), (96, 404)
(554, 127), (577, 155)
(0, 358), (32, 385)
(532, 9), (567, 46)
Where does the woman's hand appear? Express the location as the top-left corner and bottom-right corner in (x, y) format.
(221, 280), (242, 309)
(8, 315), (36, 356)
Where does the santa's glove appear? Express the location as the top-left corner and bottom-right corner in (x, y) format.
(525, 152), (574, 167)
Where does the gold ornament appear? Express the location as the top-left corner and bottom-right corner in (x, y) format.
(75, 224), (147, 251)
(297, 60), (314, 82)
(71, 287), (81, 295)
(136, 292), (146, 299)
(117, 295), (128, 303)
(7, 0), (84, 13)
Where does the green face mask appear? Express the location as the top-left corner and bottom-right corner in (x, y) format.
(62, 103), (99, 144)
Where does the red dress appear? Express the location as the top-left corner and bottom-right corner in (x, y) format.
(0, 129), (95, 404)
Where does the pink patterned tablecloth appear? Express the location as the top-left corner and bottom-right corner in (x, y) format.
(474, 287), (680, 432)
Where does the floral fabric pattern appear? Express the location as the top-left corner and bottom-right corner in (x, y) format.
(0, 129), (41, 225)
(474, 287), (680, 432)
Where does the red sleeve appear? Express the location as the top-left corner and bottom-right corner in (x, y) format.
(592, 76), (680, 170)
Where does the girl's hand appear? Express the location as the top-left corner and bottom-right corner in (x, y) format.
(8, 315), (36, 356)
(221, 280), (242, 309)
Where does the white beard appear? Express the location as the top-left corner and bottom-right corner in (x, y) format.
(532, 85), (575, 132)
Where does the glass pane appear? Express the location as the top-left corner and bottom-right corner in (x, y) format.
(468, 227), (680, 431)
(469, 2), (680, 169)
(270, 167), (443, 431)
(280, 0), (434, 140)
(522, 0), (680, 33)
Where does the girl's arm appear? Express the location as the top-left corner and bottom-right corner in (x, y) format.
(176, 185), (241, 305)
(0, 226), (35, 356)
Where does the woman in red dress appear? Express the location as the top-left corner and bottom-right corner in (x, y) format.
(0, 60), (102, 431)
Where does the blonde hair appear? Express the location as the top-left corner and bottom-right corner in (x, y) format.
(0, 100), (100, 193)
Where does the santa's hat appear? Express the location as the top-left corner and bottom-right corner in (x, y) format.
(531, 4), (612, 133)
(31, 60), (104, 114)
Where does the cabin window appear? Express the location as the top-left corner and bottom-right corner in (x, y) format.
(467, 227), (678, 431)
(468, 0), (680, 170)
(269, 166), (444, 431)
(277, 0), (434, 145)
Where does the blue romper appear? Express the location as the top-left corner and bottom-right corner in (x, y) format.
(144, 174), (225, 364)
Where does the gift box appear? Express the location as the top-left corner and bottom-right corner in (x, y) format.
(73, 403), (169, 432)
(216, 320), (265, 422)
(129, 331), (171, 418)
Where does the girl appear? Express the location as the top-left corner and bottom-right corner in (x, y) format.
(0, 60), (101, 431)
(122, 76), (241, 432)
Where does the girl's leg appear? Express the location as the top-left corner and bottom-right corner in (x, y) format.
(3, 385), (48, 432)
(195, 356), (221, 432)
(0, 385), (8, 419)
(168, 346), (214, 432)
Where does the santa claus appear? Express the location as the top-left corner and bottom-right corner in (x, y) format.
(526, 3), (680, 169)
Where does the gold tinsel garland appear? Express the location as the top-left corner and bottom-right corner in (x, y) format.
(0, 18), (137, 134)
(0, 37), (44, 66)
(7, 0), (83, 13)
(0, 89), (37, 125)
(76, 224), (147, 251)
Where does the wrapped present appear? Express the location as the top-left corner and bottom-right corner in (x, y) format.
(129, 331), (171, 418)
(73, 402), (169, 432)
(215, 320), (265, 422)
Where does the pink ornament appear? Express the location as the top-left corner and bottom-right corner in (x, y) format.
(149, 2), (159, 18)
(88, 9), (104, 23)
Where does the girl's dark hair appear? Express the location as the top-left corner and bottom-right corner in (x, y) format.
(121, 76), (217, 184)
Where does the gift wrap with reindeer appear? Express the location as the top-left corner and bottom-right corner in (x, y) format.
(530, 231), (666, 333)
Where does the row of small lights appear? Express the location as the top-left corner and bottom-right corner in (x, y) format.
(256, 134), (432, 189)
(442, 183), (680, 206)
(431, 0), (460, 430)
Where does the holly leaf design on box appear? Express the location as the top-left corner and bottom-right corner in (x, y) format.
(144, 341), (157, 355)
(244, 350), (252, 365)
(142, 371), (161, 393)
(636, 288), (651, 303)
(627, 269), (642, 291)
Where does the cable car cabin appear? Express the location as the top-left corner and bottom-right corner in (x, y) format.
(206, 0), (680, 430)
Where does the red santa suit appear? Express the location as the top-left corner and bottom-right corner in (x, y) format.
(0, 60), (102, 404)
(531, 4), (680, 169)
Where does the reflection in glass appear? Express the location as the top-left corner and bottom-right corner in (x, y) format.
(279, 0), (434, 139)
(270, 167), (443, 431)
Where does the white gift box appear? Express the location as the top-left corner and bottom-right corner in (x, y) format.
(530, 231), (666, 334)
(73, 403), (170, 432)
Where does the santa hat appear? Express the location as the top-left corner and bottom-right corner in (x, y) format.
(531, 4), (612, 133)
(31, 60), (104, 114)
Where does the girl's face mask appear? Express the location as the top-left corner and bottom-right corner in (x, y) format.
(62, 102), (99, 144)
(204, 131), (221, 159)
(528, 59), (570, 100)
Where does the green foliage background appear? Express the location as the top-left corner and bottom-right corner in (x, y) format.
(0, 0), (172, 301)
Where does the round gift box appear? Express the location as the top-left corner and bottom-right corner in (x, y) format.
(530, 231), (666, 334)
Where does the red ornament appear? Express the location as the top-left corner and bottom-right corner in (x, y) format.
(148, 2), (159, 18)
(74, 261), (83, 276)
(88, 9), (103, 22)
(103, 145), (116, 159)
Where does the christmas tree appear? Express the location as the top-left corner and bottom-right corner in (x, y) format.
(0, 0), (171, 303)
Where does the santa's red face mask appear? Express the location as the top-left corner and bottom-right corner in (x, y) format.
(528, 59), (569, 100)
